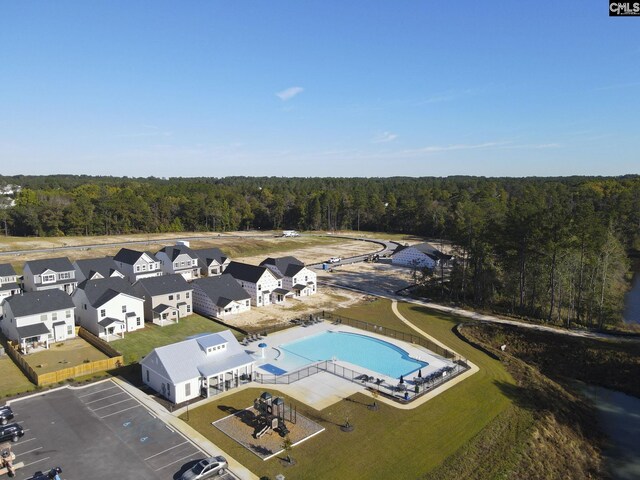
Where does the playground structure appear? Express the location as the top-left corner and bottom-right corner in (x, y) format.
(253, 392), (297, 439)
(0, 442), (24, 477)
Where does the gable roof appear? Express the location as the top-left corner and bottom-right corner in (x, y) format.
(0, 264), (17, 277)
(134, 273), (192, 297)
(157, 245), (198, 262)
(5, 289), (75, 317)
(76, 277), (142, 308)
(193, 274), (250, 308)
(74, 257), (123, 280)
(224, 261), (280, 283)
(113, 248), (158, 265)
(193, 248), (229, 267)
(141, 330), (254, 384)
(393, 242), (452, 261)
(24, 257), (74, 275)
(260, 256), (306, 277)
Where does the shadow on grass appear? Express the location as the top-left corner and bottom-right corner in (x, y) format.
(218, 404), (259, 428)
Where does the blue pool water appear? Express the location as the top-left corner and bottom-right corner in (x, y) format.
(259, 363), (288, 375)
(280, 331), (427, 378)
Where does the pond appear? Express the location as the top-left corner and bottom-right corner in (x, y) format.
(582, 385), (640, 480)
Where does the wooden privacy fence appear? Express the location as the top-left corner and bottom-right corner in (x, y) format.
(2, 329), (124, 386)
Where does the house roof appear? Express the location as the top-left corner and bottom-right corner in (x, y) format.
(76, 277), (143, 308)
(134, 274), (192, 297)
(393, 242), (452, 261)
(99, 317), (125, 327)
(193, 248), (229, 267)
(24, 257), (74, 275)
(74, 257), (123, 280)
(224, 261), (280, 283)
(113, 248), (159, 265)
(157, 245), (199, 262)
(196, 333), (226, 350)
(0, 264), (17, 277)
(141, 330), (254, 384)
(16, 323), (51, 338)
(192, 274), (250, 308)
(260, 256), (305, 277)
(5, 290), (75, 317)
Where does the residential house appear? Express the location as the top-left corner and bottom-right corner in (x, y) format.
(0, 290), (75, 351)
(193, 247), (230, 277)
(155, 244), (201, 281)
(0, 264), (21, 316)
(113, 248), (163, 284)
(391, 243), (452, 270)
(140, 330), (255, 403)
(223, 261), (286, 307)
(133, 274), (193, 326)
(22, 257), (78, 294)
(260, 256), (317, 297)
(72, 277), (145, 341)
(73, 257), (125, 283)
(191, 274), (251, 319)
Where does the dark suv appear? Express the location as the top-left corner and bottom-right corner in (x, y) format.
(0, 406), (14, 425)
(0, 423), (24, 443)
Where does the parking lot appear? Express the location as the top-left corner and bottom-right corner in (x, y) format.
(8, 380), (237, 480)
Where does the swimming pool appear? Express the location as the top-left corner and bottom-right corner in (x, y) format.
(279, 331), (427, 379)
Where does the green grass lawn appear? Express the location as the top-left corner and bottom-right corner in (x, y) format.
(110, 314), (242, 364)
(182, 300), (516, 479)
(0, 356), (35, 398)
(24, 338), (109, 374)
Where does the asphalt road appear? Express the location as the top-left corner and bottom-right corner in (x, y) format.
(7, 382), (237, 480)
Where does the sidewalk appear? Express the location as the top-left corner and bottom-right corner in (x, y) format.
(112, 377), (259, 480)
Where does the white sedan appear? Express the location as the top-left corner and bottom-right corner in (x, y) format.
(328, 257), (342, 263)
(180, 456), (228, 479)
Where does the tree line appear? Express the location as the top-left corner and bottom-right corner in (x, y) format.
(1, 174), (638, 327)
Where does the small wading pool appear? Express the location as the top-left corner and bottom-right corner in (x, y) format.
(279, 331), (428, 378)
(259, 363), (288, 375)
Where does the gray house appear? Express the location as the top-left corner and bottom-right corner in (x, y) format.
(133, 274), (193, 326)
(73, 257), (125, 283)
(155, 244), (201, 281)
(0, 289), (76, 351)
(22, 257), (78, 294)
(0, 264), (21, 315)
(191, 274), (251, 319)
(260, 256), (317, 297)
(193, 247), (231, 277)
(113, 248), (163, 284)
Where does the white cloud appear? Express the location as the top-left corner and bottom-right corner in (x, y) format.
(372, 131), (398, 143)
(276, 86), (304, 101)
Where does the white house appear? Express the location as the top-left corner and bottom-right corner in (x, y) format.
(193, 247), (230, 277)
(113, 248), (163, 284)
(260, 256), (317, 297)
(22, 257), (78, 294)
(73, 257), (125, 283)
(140, 330), (255, 404)
(155, 244), (201, 281)
(224, 261), (288, 307)
(72, 277), (145, 341)
(391, 243), (452, 270)
(133, 274), (193, 326)
(191, 274), (251, 319)
(0, 290), (75, 351)
(0, 264), (21, 316)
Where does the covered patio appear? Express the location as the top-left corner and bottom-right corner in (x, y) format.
(152, 304), (179, 326)
(16, 323), (51, 353)
(199, 355), (255, 398)
(99, 317), (125, 341)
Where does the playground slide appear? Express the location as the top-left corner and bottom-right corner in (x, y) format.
(255, 424), (271, 439)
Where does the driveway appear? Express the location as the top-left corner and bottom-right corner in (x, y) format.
(7, 381), (237, 480)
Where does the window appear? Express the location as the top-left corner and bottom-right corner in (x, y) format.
(177, 294), (181, 300)
(166, 384), (171, 397)
(187, 305), (191, 313)
(168, 295), (174, 301)
(84, 304), (87, 310)
(40, 314), (47, 321)
(122, 305), (127, 313)
(245, 300), (249, 306)
(174, 262), (179, 268)
(186, 292), (190, 299)
(59, 272), (71, 280)
(66, 310), (71, 318)
(136, 317), (141, 326)
(146, 369), (150, 382)
(257, 284), (262, 291)
(67, 325), (73, 335)
(305, 275), (308, 282)
(48, 333), (54, 340)
(278, 280), (282, 287)
(135, 265), (140, 272)
(100, 309), (106, 317)
(185, 382), (191, 397)
(42, 274), (55, 283)
(52, 312), (57, 321)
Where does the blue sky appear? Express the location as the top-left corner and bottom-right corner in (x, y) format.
(1, 1), (638, 177)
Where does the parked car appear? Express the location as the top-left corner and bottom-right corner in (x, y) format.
(180, 456), (227, 479)
(31, 467), (62, 480)
(0, 423), (24, 443)
(328, 257), (341, 263)
(0, 406), (14, 425)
